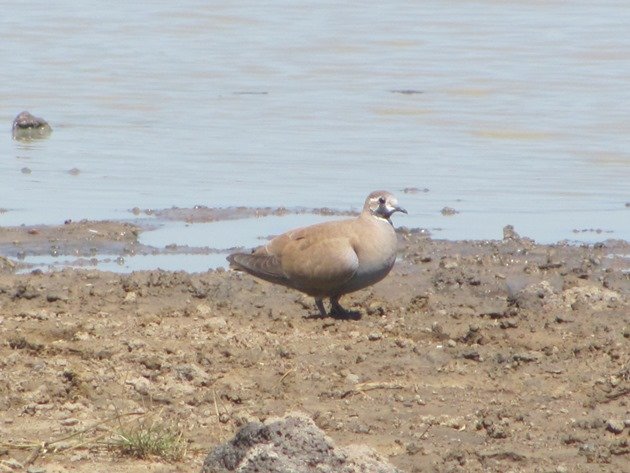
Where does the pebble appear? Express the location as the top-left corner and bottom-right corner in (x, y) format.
(512, 351), (543, 363)
(60, 417), (79, 426)
(345, 373), (360, 384)
(368, 332), (383, 341)
(26, 467), (46, 473)
(196, 303), (213, 315)
(70, 452), (89, 462)
(406, 442), (423, 455)
(606, 419), (625, 434)
(462, 350), (481, 361)
(140, 355), (162, 370)
(499, 319), (518, 329)
(204, 317), (228, 330)
(126, 377), (151, 395)
(46, 292), (68, 303)
(1, 459), (23, 471)
(441, 259), (459, 269)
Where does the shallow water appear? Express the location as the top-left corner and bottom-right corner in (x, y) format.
(2, 1), (629, 252)
(22, 253), (230, 274)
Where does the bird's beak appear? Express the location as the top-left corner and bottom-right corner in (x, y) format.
(395, 206), (407, 214)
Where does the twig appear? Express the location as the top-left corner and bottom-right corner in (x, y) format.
(277, 368), (295, 386)
(47, 411), (146, 447)
(212, 389), (229, 441)
(341, 381), (404, 399)
(419, 423), (432, 439)
(212, 389), (221, 421)
(23, 444), (44, 467)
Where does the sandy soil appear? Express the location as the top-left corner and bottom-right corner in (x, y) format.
(0, 224), (628, 473)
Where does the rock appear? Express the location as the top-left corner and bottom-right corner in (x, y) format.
(562, 285), (622, 311)
(13, 284), (40, 300)
(139, 355), (162, 371)
(402, 187), (429, 194)
(174, 364), (209, 384)
(204, 317), (228, 330)
(512, 351), (544, 363)
(512, 280), (560, 312)
(345, 373), (360, 384)
(47, 292), (68, 303)
(126, 377), (151, 395)
(405, 441), (423, 455)
(26, 467), (46, 473)
(12, 111), (52, 140)
(200, 412), (402, 473)
(503, 225), (520, 241)
(606, 419), (625, 434)
(60, 417), (79, 426)
(461, 350), (482, 361)
(0, 458), (23, 471)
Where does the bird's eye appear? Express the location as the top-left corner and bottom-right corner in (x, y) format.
(378, 197), (386, 204)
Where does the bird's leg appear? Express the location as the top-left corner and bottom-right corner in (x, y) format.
(315, 298), (327, 317)
(329, 296), (348, 317)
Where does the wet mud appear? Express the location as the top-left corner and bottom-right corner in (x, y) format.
(0, 216), (628, 473)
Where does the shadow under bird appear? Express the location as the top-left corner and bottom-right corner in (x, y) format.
(227, 190), (407, 317)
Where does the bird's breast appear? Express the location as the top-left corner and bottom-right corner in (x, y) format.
(337, 218), (398, 294)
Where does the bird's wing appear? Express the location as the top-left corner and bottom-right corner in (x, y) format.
(228, 220), (360, 296)
(275, 228), (359, 294)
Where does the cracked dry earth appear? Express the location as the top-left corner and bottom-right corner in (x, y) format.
(0, 234), (628, 473)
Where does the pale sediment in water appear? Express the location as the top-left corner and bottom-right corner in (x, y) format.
(0, 207), (628, 274)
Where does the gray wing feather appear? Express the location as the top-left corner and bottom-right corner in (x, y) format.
(227, 253), (289, 285)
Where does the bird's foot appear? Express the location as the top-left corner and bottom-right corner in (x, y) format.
(329, 299), (361, 320)
(305, 298), (361, 319)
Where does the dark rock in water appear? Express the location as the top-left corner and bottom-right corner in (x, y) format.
(390, 89), (423, 95)
(441, 206), (459, 216)
(200, 412), (402, 473)
(503, 225), (520, 241)
(12, 111), (52, 140)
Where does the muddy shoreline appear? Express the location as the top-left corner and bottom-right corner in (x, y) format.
(0, 219), (628, 472)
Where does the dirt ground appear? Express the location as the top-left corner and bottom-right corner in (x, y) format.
(0, 222), (628, 473)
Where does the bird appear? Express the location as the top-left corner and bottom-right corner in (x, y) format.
(227, 190), (407, 317)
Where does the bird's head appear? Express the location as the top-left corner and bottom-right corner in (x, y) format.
(364, 191), (407, 221)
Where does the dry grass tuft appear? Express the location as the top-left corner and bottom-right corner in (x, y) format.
(112, 419), (187, 461)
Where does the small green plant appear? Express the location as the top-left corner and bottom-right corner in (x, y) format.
(112, 419), (187, 461)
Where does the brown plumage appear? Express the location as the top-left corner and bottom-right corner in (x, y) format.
(227, 191), (406, 317)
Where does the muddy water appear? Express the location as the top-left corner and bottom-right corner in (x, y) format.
(1, 1), (629, 265)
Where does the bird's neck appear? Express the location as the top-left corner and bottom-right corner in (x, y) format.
(361, 211), (393, 226)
